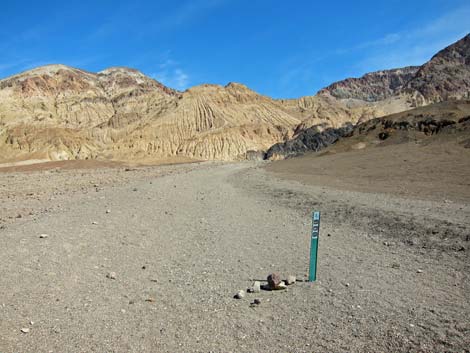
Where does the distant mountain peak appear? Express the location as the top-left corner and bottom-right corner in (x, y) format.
(98, 66), (146, 76)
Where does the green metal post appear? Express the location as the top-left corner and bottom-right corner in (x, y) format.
(309, 211), (320, 282)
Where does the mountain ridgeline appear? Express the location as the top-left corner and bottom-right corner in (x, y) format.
(0, 34), (469, 164)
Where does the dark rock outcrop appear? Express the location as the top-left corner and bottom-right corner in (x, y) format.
(266, 123), (353, 159)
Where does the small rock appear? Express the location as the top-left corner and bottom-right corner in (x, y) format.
(133, 188), (138, 192)
(345, 283), (350, 287)
(248, 281), (261, 293)
(106, 272), (116, 280)
(92, 221), (98, 225)
(417, 269), (423, 274)
(273, 281), (287, 290)
(106, 210), (111, 214)
(391, 263), (400, 269)
(39, 234), (49, 239)
(234, 290), (245, 299)
(20, 328), (30, 333)
(285, 275), (296, 285)
(267, 273), (281, 290)
(145, 297), (155, 302)
(253, 298), (261, 305)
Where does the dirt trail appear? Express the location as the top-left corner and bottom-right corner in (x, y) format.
(0, 162), (469, 352)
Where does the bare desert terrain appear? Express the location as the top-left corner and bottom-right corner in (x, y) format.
(0, 146), (469, 352)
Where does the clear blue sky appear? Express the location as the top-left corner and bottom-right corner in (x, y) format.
(0, 0), (469, 98)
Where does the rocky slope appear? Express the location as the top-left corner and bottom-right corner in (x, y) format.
(317, 66), (419, 102)
(0, 66), (304, 162)
(317, 34), (470, 106)
(0, 34), (468, 164)
(268, 34), (470, 159)
(404, 34), (470, 105)
(266, 100), (470, 159)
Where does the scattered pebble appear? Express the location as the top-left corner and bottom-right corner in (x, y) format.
(285, 275), (296, 285)
(20, 328), (30, 333)
(106, 209), (111, 214)
(248, 281), (261, 293)
(106, 272), (116, 280)
(145, 297), (155, 302)
(92, 221), (98, 225)
(345, 283), (350, 287)
(250, 298), (261, 307)
(417, 269), (423, 274)
(234, 290), (245, 299)
(39, 234), (49, 239)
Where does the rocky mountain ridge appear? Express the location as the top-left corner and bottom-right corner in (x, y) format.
(317, 66), (419, 102)
(266, 100), (470, 159)
(0, 34), (468, 164)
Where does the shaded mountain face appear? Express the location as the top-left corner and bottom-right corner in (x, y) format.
(317, 66), (419, 102)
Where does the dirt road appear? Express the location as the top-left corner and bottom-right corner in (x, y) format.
(0, 162), (469, 352)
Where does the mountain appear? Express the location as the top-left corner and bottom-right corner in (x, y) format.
(0, 66), (308, 162)
(316, 34), (470, 105)
(266, 100), (470, 159)
(404, 34), (470, 105)
(266, 34), (470, 159)
(0, 34), (469, 165)
(317, 66), (419, 102)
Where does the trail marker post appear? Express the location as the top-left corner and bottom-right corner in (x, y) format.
(309, 211), (320, 282)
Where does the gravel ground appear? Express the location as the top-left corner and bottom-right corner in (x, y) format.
(0, 161), (469, 352)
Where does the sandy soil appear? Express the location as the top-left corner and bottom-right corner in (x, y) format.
(0, 159), (469, 352)
(266, 138), (470, 203)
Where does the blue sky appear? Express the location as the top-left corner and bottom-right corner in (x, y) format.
(0, 0), (469, 98)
